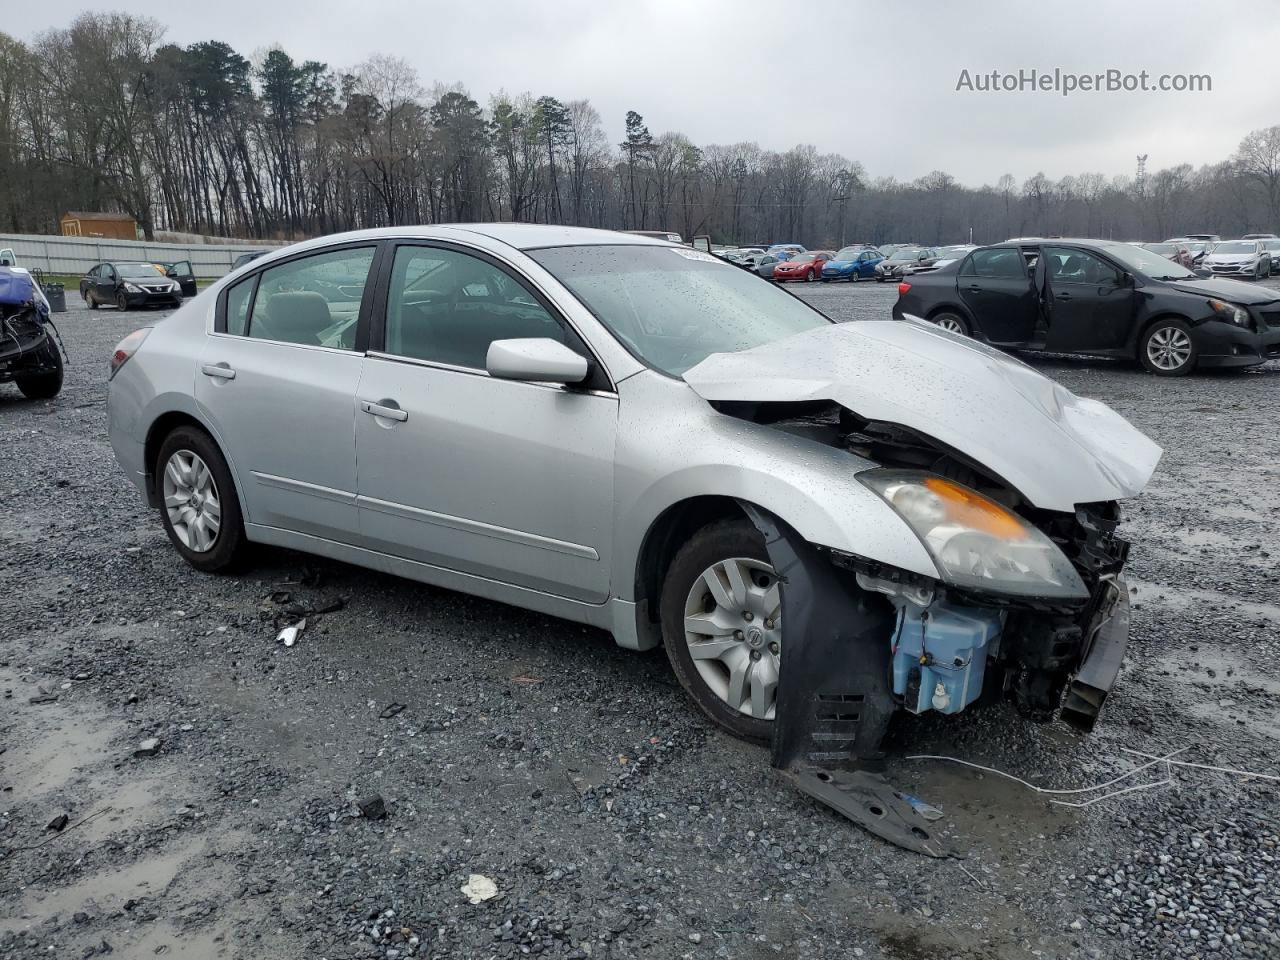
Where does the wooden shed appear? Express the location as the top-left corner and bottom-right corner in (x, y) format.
(60, 212), (140, 240)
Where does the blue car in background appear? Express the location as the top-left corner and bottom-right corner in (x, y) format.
(822, 246), (884, 281)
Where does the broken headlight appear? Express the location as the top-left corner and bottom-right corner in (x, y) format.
(859, 470), (1088, 601)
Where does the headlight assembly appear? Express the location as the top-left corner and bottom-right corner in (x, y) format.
(1207, 298), (1251, 327)
(124, 282), (141, 293)
(859, 470), (1088, 600)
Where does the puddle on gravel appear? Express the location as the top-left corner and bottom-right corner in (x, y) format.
(1127, 578), (1280, 622)
(1, 686), (124, 795)
(0, 839), (204, 932)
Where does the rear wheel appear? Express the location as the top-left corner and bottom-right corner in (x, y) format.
(930, 311), (969, 336)
(15, 339), (63, 399)
(661, 519), (781, 744)
(156, 427), (247, 572)
(1140, 319), (1198, 376)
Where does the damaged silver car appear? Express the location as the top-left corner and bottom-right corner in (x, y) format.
(106, 226), (1160, 846)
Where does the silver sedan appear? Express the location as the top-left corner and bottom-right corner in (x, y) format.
(107, 225), (1160, 744)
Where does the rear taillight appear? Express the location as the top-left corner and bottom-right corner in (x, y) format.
(109, 327), (151, 380)
(897, 282), (912, 296)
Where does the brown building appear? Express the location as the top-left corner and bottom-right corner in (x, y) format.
(60, 211), (140, 240)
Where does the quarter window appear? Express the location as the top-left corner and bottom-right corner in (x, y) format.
(382, 246), (569, 370)
(224, 275), (256, 337)
(245, 247), (375, 349)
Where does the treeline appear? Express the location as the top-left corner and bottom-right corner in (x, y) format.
(3, 12), (1280, 246)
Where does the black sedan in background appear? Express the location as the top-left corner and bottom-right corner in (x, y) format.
(893, 239), (1280, 375)
(79, 262), (182, 311)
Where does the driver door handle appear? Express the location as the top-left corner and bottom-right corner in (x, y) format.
(361, 400), (408, 422)
(966, 284), (982, 292)
(201, 362), (236, 380)
(1056, 292), (1073, 301)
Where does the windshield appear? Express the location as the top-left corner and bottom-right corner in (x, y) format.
(529, 245), (831, 377)
(1144, 243), (1176, 254)
(889, 248), (922, 261)
(116, 262), (165, 278)
(834, 247), (863, 260)
(788, 254), (818, 264)
(1100, 243), (1196, 279)
(1213, 241), (1258, 255)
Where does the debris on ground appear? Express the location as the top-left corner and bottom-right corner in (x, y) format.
(461, 874), (499, 904)
(357, 794), (387, 820)
(46, 813), (69, 832)
(378, 702), (406, 719)
(133, 737), (162, 758)
(276, 617), (306, 647)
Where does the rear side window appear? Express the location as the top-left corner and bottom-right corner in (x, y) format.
(962, 249), (1025, 279)
(246, 247), (375, 349)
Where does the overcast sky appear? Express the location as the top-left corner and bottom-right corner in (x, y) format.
(18, 0), (1280, 185)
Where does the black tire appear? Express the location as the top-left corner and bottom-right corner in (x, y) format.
(805, 269), (816, 282)
(155, 426), (248, 573)
(84, 289), (98, 310)
(660, 518), (774, 744)
(1139, 318), (1199, 376)
(116, 292), (128, 311)
(15, 339), (63, 399)
(930, 311), (970, 337)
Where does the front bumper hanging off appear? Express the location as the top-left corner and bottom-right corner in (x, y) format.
(744, 506), (1131, 858)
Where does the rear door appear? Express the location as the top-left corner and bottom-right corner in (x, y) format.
(1041, 246), (1136, 353)
(195, 243), (379, 542)
(957, 248), (1037, 343)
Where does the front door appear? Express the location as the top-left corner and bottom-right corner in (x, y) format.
(957, 248), (1038, 343)
(194, 244), (377, 542)
(354, 242), (617, 603)
(1041, 246), (1136, 353)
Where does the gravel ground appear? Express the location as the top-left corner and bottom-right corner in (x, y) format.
(1, 283), (1278, 960)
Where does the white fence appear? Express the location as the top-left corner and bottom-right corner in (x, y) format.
(0, 233), (283, 280)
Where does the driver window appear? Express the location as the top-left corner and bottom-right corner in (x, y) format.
(383, 246), (567, 370)
(247, 247), (374, 349)
(1044, 247), (1123, 286)
(962, 249), (1024, 279)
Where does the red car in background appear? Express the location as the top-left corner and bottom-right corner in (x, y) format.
(771, 251), (832, 282)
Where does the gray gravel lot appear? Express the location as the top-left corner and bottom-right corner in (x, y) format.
(1, 283), (1278, 960)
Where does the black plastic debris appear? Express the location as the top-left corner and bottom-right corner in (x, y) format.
(358, 794), (387, 820)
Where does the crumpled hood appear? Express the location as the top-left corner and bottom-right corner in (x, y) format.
(683, 320), (1163, 512)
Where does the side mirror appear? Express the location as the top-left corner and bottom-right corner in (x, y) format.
(691, 236), (712, 253)
(486, 338), (588, 385)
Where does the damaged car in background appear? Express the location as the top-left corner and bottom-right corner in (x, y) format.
(1, 265), (64, 399)
(106, 226), (1160, 853)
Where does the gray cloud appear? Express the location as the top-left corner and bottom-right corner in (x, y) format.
(19, 0), (1280, 184)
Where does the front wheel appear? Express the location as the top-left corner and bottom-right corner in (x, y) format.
(156, 427), (248, 572)
(15, 339), (63, 399)
(661, 519), (781, 744)
(1140, 319), (1198, 376)
(83, 289), (98, 310)
(116, 292), (128, 311)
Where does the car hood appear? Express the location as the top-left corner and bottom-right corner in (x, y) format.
(682, 320), (1162, 512)
(1162, 276), (1280, 304)
(1202, 252), (1258, 263)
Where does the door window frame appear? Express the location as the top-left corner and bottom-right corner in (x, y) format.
(367, 239), (615, 393)
(1042, 245), (1127, 287)
(213, 240), (388, 354)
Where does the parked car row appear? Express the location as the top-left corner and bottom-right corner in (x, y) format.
(1138, 234), (1279, 280)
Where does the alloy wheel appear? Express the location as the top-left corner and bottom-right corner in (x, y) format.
(682, 557), (781, 720)
(934, 315), (966, 335)
(162, 449), (222, 552)
(1146, 326), (1192, 372)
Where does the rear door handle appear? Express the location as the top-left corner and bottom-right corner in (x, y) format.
(966, 284), (982, 293)
(361, 400), (408, 422)
(201, 362), (236, 380)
